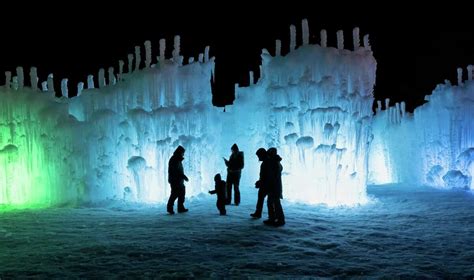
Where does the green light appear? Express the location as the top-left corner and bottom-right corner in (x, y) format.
(0, 91), (78, 211)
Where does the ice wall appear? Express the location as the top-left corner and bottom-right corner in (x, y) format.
(1, 39), (217, 207)
(1, 21), (378, 208)
(69, 54), (218, 203)
(0, 83), (82, 208)
(231, 25), (376, 205)
(370, 67), (474, 190)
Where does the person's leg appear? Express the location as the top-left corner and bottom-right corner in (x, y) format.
(167, 186), (178, 213)
(264, 194), (276, 224)
(225, 174), (232, 205)
(252, 188), (266, 218)
(234, 172), (241, 205)
(218, 200), (226, 215)
(273, 198), (285, 226)
(177, 186), (187, 212)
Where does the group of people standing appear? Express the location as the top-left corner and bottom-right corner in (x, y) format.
(166, 144), (285, 227)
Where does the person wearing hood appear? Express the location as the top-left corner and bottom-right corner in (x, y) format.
(264, 147), (285, 226)
(167, 145), (189, 214)
(250, 148), (270, 219)
(223, 143), (244, 205)
(209, 173), (227, 215)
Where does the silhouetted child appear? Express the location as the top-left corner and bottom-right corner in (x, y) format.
(209, 173), (226, 215)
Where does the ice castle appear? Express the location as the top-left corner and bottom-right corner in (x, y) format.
(1, 19), (472, 209)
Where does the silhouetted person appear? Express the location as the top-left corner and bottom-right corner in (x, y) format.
(209, 173), (227, 215)
(264, 147), (285, 226)
(167, 145), (189, 214)
(224, 143), (244, 205)
(250, 148), (270, 219)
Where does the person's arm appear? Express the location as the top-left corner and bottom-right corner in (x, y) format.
(255, 180), (261, 188)
(209, 189), (217, 194)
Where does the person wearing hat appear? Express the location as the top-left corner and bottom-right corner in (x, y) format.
(223, 143), (244, 205)
(167, 145), (189, 214)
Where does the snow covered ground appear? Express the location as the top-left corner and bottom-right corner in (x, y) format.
(1, 184), (473, 278)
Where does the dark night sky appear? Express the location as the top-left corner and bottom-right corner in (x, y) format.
(1, 3), (473, 112)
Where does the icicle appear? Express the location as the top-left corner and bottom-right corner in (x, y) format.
(41, 81), (48, 92)
(389, 107), (394, 124)
(401, 101), (406, 118)
(467, 65), (473, 81)
(16, 66), (24, 89)
(249, 71), (254, 85)
(290, 25), (296, 51)
(376, 100), (382, 113)
(320, 29), (327, 47)
(457, 67), (463, 86)
(128, 54), (134, 73)
(198, 53), (204, 63)
(30, 67), (38, 90)
(395, 103), (401, 123)
(173, 35), (181, 63)
(77, 82), (84, 96)
(337, 30), (344, 50)
(87, 75), (95, 89)
(12, 76), (18, 90)
(363, 34), (371, 50)
(188, 57), (194, 64)
(204, 46), (210, 63)
(386, 107), (390, 123)
(392, 107), (397, 124)
(275, 40), (281, 56)
(98, 68), (105, 88)
(61, 78), (68, 98)
(144, 40), (152, 68)
(47, 74), (54, 94)
(5, 71), (11, 89)
(302, 19), (309, 45)
(119, 60), (124, 81)
(353, 27), (360, 50)
(108, 67), (116, 85)
(159, 38), (166, 62)
(135, 46), (141, 71)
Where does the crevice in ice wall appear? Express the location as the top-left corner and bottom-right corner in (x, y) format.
(369, 66), (474, 190)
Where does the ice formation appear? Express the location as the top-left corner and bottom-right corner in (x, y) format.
(5, 18), (471, 209)
(1, 37), (217, 208)
(0, 19), (376, 208)
(0, 85), (79, 207)
(231, 27), (376, 205)
(369, 66), (474, 190)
